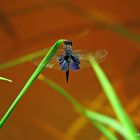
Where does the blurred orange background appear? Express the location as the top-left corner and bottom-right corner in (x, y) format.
(0, 0), (140, 140)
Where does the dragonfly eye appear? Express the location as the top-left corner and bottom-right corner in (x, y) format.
(64, 40), (73, 46)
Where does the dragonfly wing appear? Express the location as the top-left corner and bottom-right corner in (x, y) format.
(31, 49), (65, 70)
(70, 61), (80, 70)
(74, 49), (108, 69)
(61, 60), (69, 71)
(93, 49), (108, 62)
(31, 48), (108, 70)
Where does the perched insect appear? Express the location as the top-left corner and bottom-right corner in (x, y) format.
(32, 40), (108, 82)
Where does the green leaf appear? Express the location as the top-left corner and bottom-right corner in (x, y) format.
(88, 54), (138, 140)
(92, 122), (118, 140)
(0, 77), (12, 82)
(0, 39), (64, 128)
(0, 48), (49, 70)
(38, 74), (130, 140)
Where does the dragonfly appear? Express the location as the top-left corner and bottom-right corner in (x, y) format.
(32, 40), (108, 82)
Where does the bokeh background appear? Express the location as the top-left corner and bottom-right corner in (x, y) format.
(0, 0), (140, 140)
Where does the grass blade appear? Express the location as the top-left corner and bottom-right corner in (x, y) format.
(88, 55), (138, 140)
(0, 77), (12, 82)
(61, 1), (140, 45)
(92, 122), (118, 140)
(0, 39), (64, 128)
(38, 74), (130, 140)
(0, 48), (49, 70)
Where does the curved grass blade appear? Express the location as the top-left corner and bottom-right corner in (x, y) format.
(88, 54), (138, 140)
(93, 122), (118, 140)
(60, 1), (140, 45)
(0, 77), (12, 82)
(38, 74), (130, 140)
(0, 39), (64, 128)
(0, 48), (49, 70)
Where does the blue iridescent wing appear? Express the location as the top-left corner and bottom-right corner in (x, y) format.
(70, 61), (80, 70)
(69, 54), (80, 71)
(60, 60), (69, 71)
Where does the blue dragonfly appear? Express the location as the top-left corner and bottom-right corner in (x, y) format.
(32, 40), (108, 82)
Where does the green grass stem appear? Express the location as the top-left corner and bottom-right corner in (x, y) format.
(38, 74), (130, 140)
(0, 39), (64, 128)
(88, 55), (138, 140)
(0, 77), (12, 82)
(0, 48), (49, 70)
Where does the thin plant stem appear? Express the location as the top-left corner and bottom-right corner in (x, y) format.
(0, 39), (64, 128)
(88, 54), (138, 140)
(38, 74), (130, 140)
(0, 77), (12, 82)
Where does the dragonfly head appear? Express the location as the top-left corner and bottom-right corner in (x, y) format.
(64, 40), (73, 46)
(64, 40), (73, 55)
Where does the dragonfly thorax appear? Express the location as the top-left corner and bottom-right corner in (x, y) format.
(64, 45), (73, 56)
(64, 40), (73, 55)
